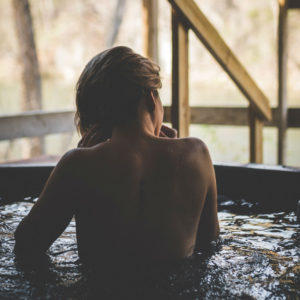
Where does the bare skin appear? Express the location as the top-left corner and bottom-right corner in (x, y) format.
(14, 93), (219, 266)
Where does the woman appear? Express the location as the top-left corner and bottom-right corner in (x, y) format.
(14, 46), (219, 268)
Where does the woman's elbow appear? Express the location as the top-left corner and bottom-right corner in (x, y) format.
(14, 222), (28, 254)
(14, 220), (38, 257)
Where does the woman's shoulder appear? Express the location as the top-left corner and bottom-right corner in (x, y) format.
(180, 137), (208, 149)
(156, 137), (211, 170)
(163, 136), (209, 155)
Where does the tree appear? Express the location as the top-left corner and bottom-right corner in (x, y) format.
(106, 0), (127, 47)
(12, 0), (43, 157)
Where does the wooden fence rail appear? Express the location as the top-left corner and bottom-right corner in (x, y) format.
(0, 110), (75, 140)
(1, 107), (299, 141)
(164, 107), (300, 127)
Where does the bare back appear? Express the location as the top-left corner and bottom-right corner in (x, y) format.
(14, 135), (219, 268)
(73, 136), (219, 264)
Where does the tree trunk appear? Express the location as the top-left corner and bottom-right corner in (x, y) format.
(106, 0), (126, 47)
(142, 0), (158, 63)
(12, 0), (43, 157)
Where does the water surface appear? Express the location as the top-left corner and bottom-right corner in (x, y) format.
(0, 200), (299, 299)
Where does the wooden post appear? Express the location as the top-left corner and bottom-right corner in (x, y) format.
(277, 0), (288, 165)
(142, 0), (158, 62)
(249, 105), (263, 163)
(171, 9), (190, 137)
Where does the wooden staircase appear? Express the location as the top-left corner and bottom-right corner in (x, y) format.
(143, 0), (299, 164)
(168, 0), (272, 163)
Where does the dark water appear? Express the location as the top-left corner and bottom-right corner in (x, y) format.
(0, 200), (299, 300)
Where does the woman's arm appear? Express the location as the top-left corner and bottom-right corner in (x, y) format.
(14, 150), (80, 258)
(195, 145), (220, 251)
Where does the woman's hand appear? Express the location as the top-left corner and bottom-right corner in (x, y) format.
(159, 125), (177, 139)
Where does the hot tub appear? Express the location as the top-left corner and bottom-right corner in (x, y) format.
(0, 163), (299, 299)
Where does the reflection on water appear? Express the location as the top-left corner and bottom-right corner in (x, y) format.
(0, 201), (299, 299)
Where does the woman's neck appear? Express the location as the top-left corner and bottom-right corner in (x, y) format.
(111, 117), (158, 142)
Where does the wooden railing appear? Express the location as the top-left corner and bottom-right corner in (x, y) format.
(0, 0), (299, 165)
(167, 0), (274, 163)
(1, 106), (299, 139)
(0, 110), (75, 140)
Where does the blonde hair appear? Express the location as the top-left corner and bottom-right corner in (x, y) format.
(75, 46), (161, 139)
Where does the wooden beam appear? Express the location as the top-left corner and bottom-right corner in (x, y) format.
(287, 108), (300, 128)
(249, 106), (263, 163)
(1, 107), (299, 141)
(190, 107), (247, 126)
(171, 9), (190, 137)
(277, 0), (288, 165)
(142, 0), (159, 62)
(168, 0), (272, 121)
(163, 106), (300, 127)
(0, 110), (75, 140)
(287, 0), (300, 9)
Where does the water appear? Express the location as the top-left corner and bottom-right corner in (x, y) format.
(0, 200), (299, 299)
